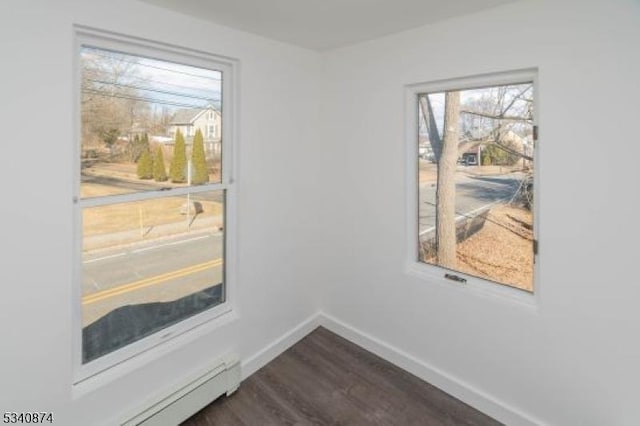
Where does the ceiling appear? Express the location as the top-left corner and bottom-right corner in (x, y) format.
(140, 0), (518, 51)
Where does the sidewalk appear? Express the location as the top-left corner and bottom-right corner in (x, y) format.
(461, 165), (527, 177)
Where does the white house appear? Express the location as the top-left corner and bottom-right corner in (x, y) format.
(168, 105), (222, 155)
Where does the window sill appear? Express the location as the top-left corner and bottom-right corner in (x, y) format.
(405, 261), (539, 311)
(72, 306), (238, 399)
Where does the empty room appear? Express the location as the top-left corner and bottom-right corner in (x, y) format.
(0, 0), (638, 425)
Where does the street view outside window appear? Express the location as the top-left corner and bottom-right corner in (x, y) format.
(417, 82), (535, 291)
(79, 46), (226, 363)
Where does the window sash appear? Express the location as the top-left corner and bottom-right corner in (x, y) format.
(404, 68), (540, 307)
(78, 183), (228, 208)
(72, 25), (237, 384)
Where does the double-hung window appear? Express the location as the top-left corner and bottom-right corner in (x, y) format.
(407, 69), (538, 296)
(73, 27), (235, 381)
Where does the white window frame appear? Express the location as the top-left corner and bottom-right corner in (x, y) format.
(72, 26), (238, 385)
(404, 68), (540, 308)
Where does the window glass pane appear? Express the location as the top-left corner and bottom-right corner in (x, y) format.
(80, 46), (223, 199)
(81, 190), (225, 363)
(418, 83), (534, 292)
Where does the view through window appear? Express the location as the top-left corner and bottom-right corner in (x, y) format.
(78, 44), (228, 365)
(417, 81), (536, 292)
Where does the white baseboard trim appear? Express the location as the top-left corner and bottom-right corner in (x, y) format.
(239, 311), (543, 426)
(318, 312), (544, 426)
(240, 313), (322, 380)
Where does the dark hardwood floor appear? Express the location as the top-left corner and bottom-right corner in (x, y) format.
(182, 327), (501, 425)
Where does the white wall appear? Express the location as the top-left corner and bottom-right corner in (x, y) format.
(321, 0), (640, 424)
(0, 0), (323, 424)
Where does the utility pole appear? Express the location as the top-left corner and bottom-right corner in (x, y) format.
(186, 159), (192, 230)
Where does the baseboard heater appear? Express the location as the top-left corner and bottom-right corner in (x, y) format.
(121, 356), (241, 426)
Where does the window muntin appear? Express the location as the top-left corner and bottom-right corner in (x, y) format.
(75, 32), (234, 380)
(417, 80), (536, 292)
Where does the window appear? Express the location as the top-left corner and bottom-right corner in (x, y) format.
(408, 70), (537, 294)
(74, 28), (235, 381)
(208, 124), (216, 139)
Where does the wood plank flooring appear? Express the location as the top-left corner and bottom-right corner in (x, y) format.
(182, 327), (501, 425)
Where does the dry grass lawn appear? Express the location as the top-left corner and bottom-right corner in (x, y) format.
(456, 204), (534, 292)
(81, 181), (223, 237)
(419, 160), (438, 183)
(83, 195), (223, 236)
(80, 161), (224, 239)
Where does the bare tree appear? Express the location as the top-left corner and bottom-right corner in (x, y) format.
(460, 84), (533, 163)
(436, 91), (460, 268)
(81, 49), (143, 159)
(419, 91), (460, 267)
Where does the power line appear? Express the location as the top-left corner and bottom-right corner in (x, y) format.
(82, 49), (222, 82)
(125, 73), (217, 94)
(82, 89), (220, 110)
(83, 65), (220, 94)
(86, 78), (219, 104)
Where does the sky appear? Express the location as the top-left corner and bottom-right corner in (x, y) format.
(81, 46), (223, 113)
(419, 84), (533, 139)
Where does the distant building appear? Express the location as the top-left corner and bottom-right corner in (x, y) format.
(460, 143), (480, 165)
(168, 105), (221, 156)
(458, 130), (531, 167)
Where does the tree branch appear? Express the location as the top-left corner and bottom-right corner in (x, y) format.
(460, 109), (532, 122)
(500, 84), (532, 116)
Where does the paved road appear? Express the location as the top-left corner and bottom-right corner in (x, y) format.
(82, 232), (223, 326)
(79, 170), (523, 326)
(79, 170), (227, 326)
(419, 171), (524, 236)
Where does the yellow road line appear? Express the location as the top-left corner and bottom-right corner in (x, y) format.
(83, 258), (223, 305)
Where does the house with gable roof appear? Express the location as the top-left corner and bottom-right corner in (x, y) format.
(168, 104), (221, 156)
